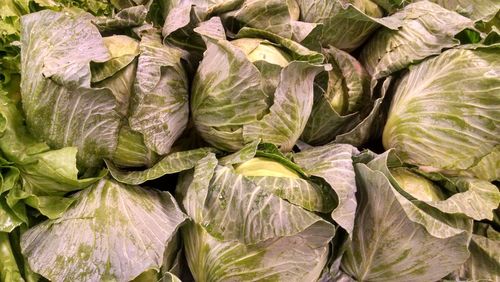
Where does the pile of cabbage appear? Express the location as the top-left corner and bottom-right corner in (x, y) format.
(0, 0), (499, 281)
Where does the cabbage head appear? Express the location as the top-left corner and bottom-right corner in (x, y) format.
(341, 150), (500, 281)
(20, 9), (189, 173)
(191, 18), (326, 152)
(382, 47), (499, 180)
(177, 141), (359, 281)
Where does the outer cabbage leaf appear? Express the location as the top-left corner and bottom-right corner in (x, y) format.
(241, 61), (324, 151)
(370, 0), (406, 13)
(454, 229), (500, 280)
(94, 5), (148, 32)
(219, 142), (357, 222)
(296, 0), (401, 51)
(382, 46), (500, 177)
(341, 157), (471, 281)
(108, 0), (152, 10)
(129, 26), (189, 156)
(157, 234), (185, 282)
(220, 0), (299, 38)
(91, 35), (139, 116)
(235, 27), (324, 66)
(90, 35), (139, 84)
(106, 147), (218, 185)
(360, 1), (475, 79)
(162, 0), (300, 48)
(367, 154), (500, 222)
(177, 154), (336, 281)
(218, 139), (260, 165)
(293, 144), (358, 235)
(328, 75), (394, 147)
(161, 0), (303, 67)
(162, 0), (240, 39)
(161, 0), (207, 67)
(428, 0), (500, 21)
(21, 178), (188, 282)
(32, 0), (114, 16)
(182, 220), (333, 282)
(405, 173), (500, 221)
(362, 151), (476, 235)
(403, 0), (500, 22)
(196, 165), (331, 244)
(466, 145), (499, 181)
(158, 272), (181, 282)
(372, 0), (500, 22)
(111, 125), (161, 168)
(188, 141), (337, 214)
(249, 176), (336, 213)
(20, 10), (121, 171)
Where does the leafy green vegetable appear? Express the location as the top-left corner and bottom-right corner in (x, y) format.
(177, 148), (340, 281)
(454, 224), (500, 280)
(382, 46), (500, 179)
(0, 232), (23, 282)
(360, 1), (476, 79)
(191, 18), (326, 152)
(301, 46), (372, 146)
(0, 91), (104, 220)
(296, 0), (401, 51)
(1, 1), (498, 281)
(341, 151), (473, 281)
(20, 9), (191, 172)
(21, 177), (188, 281)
